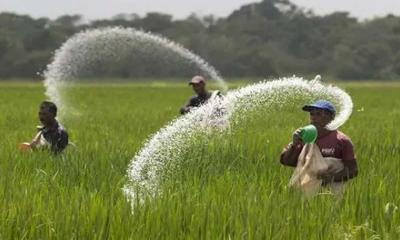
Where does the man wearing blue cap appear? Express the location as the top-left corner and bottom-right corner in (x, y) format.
(280, 100), (358, 185)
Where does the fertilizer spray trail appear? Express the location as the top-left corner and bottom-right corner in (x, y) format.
(43, 27), (226, 117)
(124, 76), (353, 200)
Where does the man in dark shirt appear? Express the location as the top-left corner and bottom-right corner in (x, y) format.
(280, 100), (358, 185)
(29, 101), (69, 154)
(180, 76), (215, 115)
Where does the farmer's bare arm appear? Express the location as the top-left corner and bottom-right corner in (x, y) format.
(280, 129), (303, 167)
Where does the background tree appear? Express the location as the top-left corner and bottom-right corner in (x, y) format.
(1, 0), (400, 80)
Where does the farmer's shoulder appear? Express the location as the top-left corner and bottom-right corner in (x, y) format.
(56, 122), (68, 135)
(336, 130), (353, 145)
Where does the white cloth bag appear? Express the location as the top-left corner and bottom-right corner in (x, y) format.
(289, 143), (344, 197)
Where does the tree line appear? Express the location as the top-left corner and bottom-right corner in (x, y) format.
(1, 0), (400, 80)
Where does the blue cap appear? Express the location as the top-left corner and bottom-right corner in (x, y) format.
(302, 100), (336, 114)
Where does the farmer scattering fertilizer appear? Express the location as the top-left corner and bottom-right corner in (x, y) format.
(19, 101), (69, 155)
(280, 100), (358, 196)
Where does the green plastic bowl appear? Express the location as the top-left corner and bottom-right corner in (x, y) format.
(300, 124), (318, 143)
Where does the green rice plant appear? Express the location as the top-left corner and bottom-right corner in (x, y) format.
(0, 81), (399, 239)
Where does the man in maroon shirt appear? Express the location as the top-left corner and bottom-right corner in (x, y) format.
(280, 100), (358, 185)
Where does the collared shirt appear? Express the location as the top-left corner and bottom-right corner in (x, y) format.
(38, 121), (69, 154)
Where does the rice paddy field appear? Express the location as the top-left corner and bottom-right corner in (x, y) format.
(0, 80), (399, 239)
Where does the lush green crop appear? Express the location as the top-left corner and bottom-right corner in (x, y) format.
(0, 81), (399, 239)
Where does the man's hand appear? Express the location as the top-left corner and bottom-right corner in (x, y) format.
(316, 165), (339, 185)
(18, 142), (32, 152)
(292, 129), (303, 146)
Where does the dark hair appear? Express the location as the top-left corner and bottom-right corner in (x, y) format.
(40, 101), (57, 116)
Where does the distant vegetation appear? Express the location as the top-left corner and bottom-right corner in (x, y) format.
(1, 0), (400, 80)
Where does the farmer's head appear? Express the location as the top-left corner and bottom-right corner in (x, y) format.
(39, 101), (57, 126)
(302, 100), (336, 128)
(189, 75), (207, 95)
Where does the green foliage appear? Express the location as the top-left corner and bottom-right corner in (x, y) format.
(1, 0), (400, 80)
(0, 81), (399, 238)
